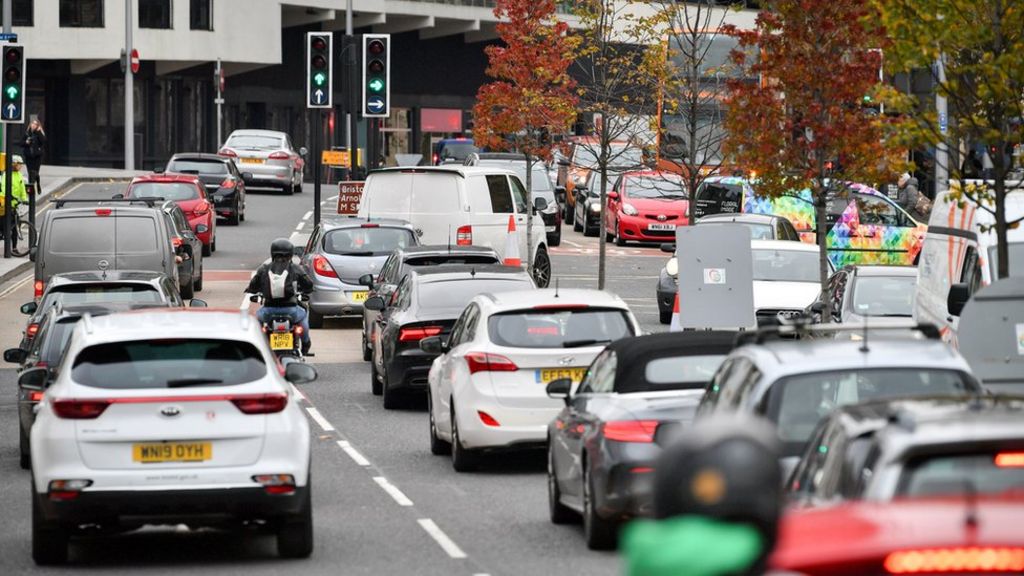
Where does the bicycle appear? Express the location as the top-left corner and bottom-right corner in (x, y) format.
(7, 202), (36, 258)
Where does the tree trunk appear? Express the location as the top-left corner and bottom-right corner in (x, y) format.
(995, 178), (1009, 279)
(525, 150), (534, 273)
(815, 184), (832, 322)
(597, 114), (610, 290)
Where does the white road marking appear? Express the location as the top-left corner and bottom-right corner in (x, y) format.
(563, 239), (582, 248)
(289, 382), (308, 401)
(337, 440), (371, 466)
(373, 476), (414, 507)
(417, 519), (467, 559)
(327, 194), (338, 201)
(0, 274), (32, 299)
(302, 211), (313, 221)
(305, 407), (335, 431)
(295, 221), (306, 231)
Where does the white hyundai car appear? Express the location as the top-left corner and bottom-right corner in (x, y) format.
(29, 310), (317, 565)
(422, 289), (640, 471)
(750, 239), (831, 326)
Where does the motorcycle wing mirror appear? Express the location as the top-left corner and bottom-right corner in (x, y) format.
(660, 243), (676, 253)
(189, 299), (209, 308)
(358, 273), (375, 288)
(284, 362), (318, 385)
(364, 296), (386, 311)
(18, 366), (49, 391)
(4, 347), (27, 364)
(545, 377), (573, 405)
(20, 301), (37, 315)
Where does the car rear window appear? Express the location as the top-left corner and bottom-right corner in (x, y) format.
(898, 449), (1024, 498)
(641, 354), (727, 391)
(45, 284), (163, 308)
(48, 216), (159, 254)
(227, 135), (283, 149)
(323, 227), (416, 256)
(488, 308), (634, 349)
(72, 339), (267, 389)
(168, 160), (229, 175)
(752, 248), (818, 282)
(438, 143), (478, 162)
(851, 276), (917, 317)
(129, 182), (200, 201)
(418, 278), (534, 314)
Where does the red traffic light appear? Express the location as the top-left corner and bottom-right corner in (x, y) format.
(311, 36), (328, 52)
(367, 40), (385, 55)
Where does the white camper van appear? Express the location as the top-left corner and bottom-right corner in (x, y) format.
(914, 180), (1024, 345)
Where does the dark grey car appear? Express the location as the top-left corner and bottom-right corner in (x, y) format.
(166, 152), (249, 224)
(805, 265), (918, 328)
(161, 202), (205, 299)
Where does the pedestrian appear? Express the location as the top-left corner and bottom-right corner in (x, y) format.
(0, 155), (30, 250)
(897, 172), (931, 222)
(961, 149), (982, 180)
(21, 119), (46, 193)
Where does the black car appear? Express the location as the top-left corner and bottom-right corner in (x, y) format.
(365, 264), (535, 409)
(546, 331), (736, 550)
(165, 152), (249, 224)
(360, 245), (502, 361)
(573, 185), (603, 237)
(161, 201), (205, 298)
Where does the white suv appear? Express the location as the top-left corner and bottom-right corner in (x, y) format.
(422, 289), (640, 471)
(29, 310), (316, 565)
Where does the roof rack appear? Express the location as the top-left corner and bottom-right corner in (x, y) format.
(51, 197), (165, 209)
(733, 318), (941, 347)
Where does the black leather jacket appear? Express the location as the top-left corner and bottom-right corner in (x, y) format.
(246, 261), (314, 308)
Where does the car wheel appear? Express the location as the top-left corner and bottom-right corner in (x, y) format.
(614, 222), (626, 246)
(308, 309), (324, 329)
(450, 404), (478, 472)
(583, 463), (617, 550)
(211, 235), (217, 253)
(532, 247), (551, 288)
(193, 259), (204, 292)
(228, 200), (241, 225)
(19, 426), (30, 470)
(583, 214), (595, 237)
(276, 473), (314, 559)
(202, 241), (212, 257)
(32, 484), (69, 565)
(239, 201), (246, 222)
(370, 357), (382, 396)
(548, 444), (575, 524)
(659, 309), (672, 325)
(361, 332), (372, 362)
(428, 392), (451, 456)
(382, 365), (400, 410)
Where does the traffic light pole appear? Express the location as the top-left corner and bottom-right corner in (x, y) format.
(3, 127), (11, 258)
(313, 109), (322, 226)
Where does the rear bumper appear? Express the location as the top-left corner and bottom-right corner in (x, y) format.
(386, 350), (438, 391)
(308, 281), (367, 316)
(242, 163), (294, 186)
(592, 441), (661, 519)
(211, 190), (239, 214)
(617, 215), (681, 241)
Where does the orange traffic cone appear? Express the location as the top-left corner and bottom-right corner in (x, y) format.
(669, 293), (681, 332)
(504, 214), (522, 267)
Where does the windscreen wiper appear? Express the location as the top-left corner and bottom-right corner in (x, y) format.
(561, 338), (612, 348)
(166, 378), (224, 388)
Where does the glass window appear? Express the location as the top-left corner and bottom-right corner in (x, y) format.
(623, 176), (687, 199)
(190, 0), (212, 30)
(405, 254), (501, 268)
(60, 0), (103, 27)
(696, 183), (743, 214)
(751, 248), (819, 282)
(486, 175), (514, 214)
(168, 160), (229, 175)
(42, 285), (163, 311)
(897, 450), (1024, 498)
(850, 275), (917, 317)
(139, 0), (172, 29)
(72, 339), (267, 389)
(225, 134), (284, 149)
(13, 0), (33, 26)
(585, 350), (618, 394)
(129, 182), (200, 201)
(854, 193), (901, 226)
(417, 278), (534, 315)
(636, 354), (727, 392)
(572, 144), (643, 170)
(42, 319), (80, 367)
(49, 216), (158, 254)
(509, 176), (529, 214)
(322, 227), (416, 257)
(488, 308), (634, 349)
(437, 142), (478, 163)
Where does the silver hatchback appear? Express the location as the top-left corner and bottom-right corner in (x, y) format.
(220, 129), (306, 194)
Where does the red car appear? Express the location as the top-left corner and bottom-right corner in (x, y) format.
(126, 174), (217, 256)
(770, 497), (1024, 575)
(604, 171), (689, 246)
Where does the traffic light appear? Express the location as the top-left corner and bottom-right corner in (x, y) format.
(362, 34), (390, 118)
(1, 45), (25, 124)
(306, 32), (332, 109)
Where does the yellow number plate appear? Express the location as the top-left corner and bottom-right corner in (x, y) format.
(133, 442), (212, 463)
(537, 368), (586, 384)
(349, 291), (369, 303)
(240, 157), (264, 164)
(270, 332), (294, 350)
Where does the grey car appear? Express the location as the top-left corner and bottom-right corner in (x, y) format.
(219, 129), (306, 194)
(299, 218), (419, 327)
(806, 265), (918, 329)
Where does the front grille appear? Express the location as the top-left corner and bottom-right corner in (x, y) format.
(639, 229), (677, 238)
(643, 214), (680, 221)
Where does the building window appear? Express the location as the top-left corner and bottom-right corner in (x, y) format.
(139, 0), (171, 29)
(190, 0), (212, 31)
(13, 0), (32, 26)
(60, 0), (103, 28)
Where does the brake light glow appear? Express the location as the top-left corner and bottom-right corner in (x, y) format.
(294, 325), (305, 336)
(432, 153), (439, 164)
(399, 325), (443, 342)
(602, 420), (659, 443)
(268, 151), (290, 160)
(312, 254), (337, 278)
(26, 323), (39, 338)
(172, 236), (184, 248)
(219, 147), (238, 157)
(34, 280), (44, 299)
(253, 474), (296, 495)
(230, 393), (288, 414)
(48, 479), (93, 501)
(884, 547), (1024, 573)
(95, 208), (112, 216)
(465, 352), (518, 374)
(220, 178), (236, 189)
(194, 201), (211, 216)
(52, 399), (111, 419)
(478, 411), (500, 427)
(456, 225), (472, 246)
(631, 467), (654, 474)
(361, 223), (380, 228)
(995, 452), (1024, 468)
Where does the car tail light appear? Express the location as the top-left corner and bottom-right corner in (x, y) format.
(48, 479), (93, 501)
(26, 322), (39, 338)
(268, 151), (290, 160)
(602, 420), (659, 443)
(995, 452), (1024, 467)
(465, 352), (518, 374)
(231, 393), (288, 415)
(219, 147), (238, 157)
(631, 467), (654, 474)
(253, 474), (296, 495)
(361, 223), (379, 228)
(884, 547), (1024, 573)
(34, 280), (44, 299)
(29, 391), (44, 402)
(398, 325), (443, 342)
(95, 208), (112, 216)
(220, 178), (236, 189)
(194, 201), (211, 216)
(456, 225), (472, 246)
(312, 254), (337, 278)
(52, 399), (111, 419)
(478, 411), (500, 427)
(432, 153), (439, 164)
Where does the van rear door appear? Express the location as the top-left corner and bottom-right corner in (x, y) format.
(43, 213), (166, 280)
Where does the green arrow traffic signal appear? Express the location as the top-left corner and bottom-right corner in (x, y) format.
(313, 72), (326, 86)
(368, 78), (384, 93)
(4, 84), (17, 99)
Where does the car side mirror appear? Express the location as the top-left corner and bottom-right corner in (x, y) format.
(284, 362), (318, 384)
(364, 296), (385, 311)
(358, 273), (375, 288)
(241, 172), (254, 184)
(4, 347), (27, 364)
(419, 335), (445, 354)
(546, 377), (573, 405)
(29, 246), (37, 262)
(607, 191), (619, 200)
(299, 147), (309, 157)
(17, 366), (48, 391)
(20, 301), (37, 315)
(554, 186), (566, 201)
(189, 299), (208, 308)
(660, 243), (676, 253)
(809, 301), (824, 313)
(111, 193), (125, 200)
(947, 283), (970, 317)
(533, 197), (549, 211)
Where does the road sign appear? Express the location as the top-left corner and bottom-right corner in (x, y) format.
(130, 48), (140, 74)
(0, 33), (17, 42)
(366, 96), (385, 115)
(322, 150), (348, 166)
(1, 44), (25, 124)
(337, 181), (365, 215)
(674, 225), (755, 330)
(307, 32), (333, 109)
(362, 34), (390, 118)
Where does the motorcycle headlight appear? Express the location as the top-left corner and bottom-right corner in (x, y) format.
(622, 203), (639, 216)
(666, 256), (678, 277)
(589, 202), (602, 213)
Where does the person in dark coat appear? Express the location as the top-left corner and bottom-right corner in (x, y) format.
(21, 119), (46, 193)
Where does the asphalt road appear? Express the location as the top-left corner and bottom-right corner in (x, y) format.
(0, 181), (667, 574)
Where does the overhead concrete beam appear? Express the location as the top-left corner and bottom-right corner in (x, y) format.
(374, 15), (434, 35)
(222, 62), (276, 78)
(325, 11), (386, 31)
(156, 61), (205, 76)
(465, 25), (499, 44)
(420, 19), (479, 40)
(70, 59), (114, 75)
(282, 7), (336, 28)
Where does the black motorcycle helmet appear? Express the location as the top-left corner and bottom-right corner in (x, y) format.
(270, 238), (294, 261)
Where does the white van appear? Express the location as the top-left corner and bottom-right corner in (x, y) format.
(914, 179), (1024, 345)
(357, 166), (552, 286)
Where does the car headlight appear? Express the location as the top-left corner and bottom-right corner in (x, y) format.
(589, 202), (602, 213)
(666, 256), (678, 277)
(622, 203), (638, 216)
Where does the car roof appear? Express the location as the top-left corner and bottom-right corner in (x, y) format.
(168, 153), (228, 162)
(318, 217), (414, 231)
(870, 395), (1024, 452)
(398, 245), (498, 257)
(49, 271), (167, 285)
(473, 153), (538, 162)
(619, 170), (683, 180)
(606, 330), (738, 358)
(840, 264), (918, 277)
(130, 173), (202, 184)
(77, 309), (256, 344)
(370, 166), (514, 178)
(227, 129), (287, 138)
(478, 288), (627, 311)
(698, 213), (780, 225)
(738, 334), (969, 374)
(750, 239), (819, 252)
(409, 264), (531, 282)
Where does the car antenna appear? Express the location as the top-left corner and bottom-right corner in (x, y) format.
(859, 315), (869, 353)
(963, 478), (979, 532)
(554, 277), (559, 298)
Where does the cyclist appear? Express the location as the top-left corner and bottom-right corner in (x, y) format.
(0, 155), (29, 250)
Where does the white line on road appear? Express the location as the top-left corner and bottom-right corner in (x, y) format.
(373, 476), (414, 507)
(0, 274), (32, 299)
(417, 519), (467, 559)
(303, 211), (313, 221)
(305, 407), (335, 431)
(337, 440), (371, 466)
(295, 221), (306, 231)
(563, 239), (582, 248)
(289, 382), (308, 402)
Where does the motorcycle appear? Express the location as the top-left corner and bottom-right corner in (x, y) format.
(249, 292), (311, 362)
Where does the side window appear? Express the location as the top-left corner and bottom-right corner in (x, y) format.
(789, 420), (832, 495)
(699, 358), (734, 412)
(826, 195), (852, 226)
(391, 276), (410, 308)
(463, 305), (481, 342)
(304, 226), (319, 254)
(174, 209), (190, 232)
(578, 350), (612, 394)
(960, 247), (982, 296)
(448, 307), (470, 347)
(588, 351), (618, 394)
(509, 176), (529, 214)
(486, 175), (515, 214)
(378, 254), (395, 283)
(719, 357), (752, 408)
(830, 272), (848, 319)
(854, 193), (900, 226)
(165, 278), (184, 305)
(735, 364), (763, 410)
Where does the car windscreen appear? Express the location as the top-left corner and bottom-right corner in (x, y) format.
(624, 176), (687, 199)
(226, 135), (283, 149)
(168, 160), (229, 175)
(44, 284), (163, 308)
(574, 145), (643, 170)
(851, 275), (917, 317)
(72, 339), (267, 389)
(988, 243), (1024, 280)
(897, 449), (1024, 498)
(752, 249), (818, 282)
(767, 368), (976, 457)
(487, 308), (634, 349)
(48, 216), (159, 254)
(323, 227), (416, 256)
(632, 354), (727, 392)
(130, 182), (200, 201)
(438, 143), (478, 161)
(417, 278), (534, 314)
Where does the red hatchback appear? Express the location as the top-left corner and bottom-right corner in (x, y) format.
(604, 171), (689, 246)
(126, 174), (217, 256)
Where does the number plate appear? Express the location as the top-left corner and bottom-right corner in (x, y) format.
(536, 368), (587, 384)
(270, 332), (294, 350)
(240, 157), (264, 164)
(133, 442), (212, 463)
(348, 291), (369, 303)
(648, 223), (677, 231)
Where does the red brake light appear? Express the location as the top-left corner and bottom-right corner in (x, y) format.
(465, 351), (518, 374)
(220, 178), (236, 189)
(26, 323), (39, 337)
(884, 547), (1024, 573)
(219, 148), (238, 157)
(29, 391), (44, 402)
(293, 325), (305, 336)
(52, 399), (111, 419)
(312, 254), (337, 278)
(95, 208), (112, 216)
(995, 452), (1024, 467)
(602, 420), (658, 443)
(456, 225), (472, 246)
(34, 280), (44, 298)
(268, 151), (290, 160)
(231, 393), (288, 415)
(361, 223), (380, 228)
(399, 325), (443, 342)
(432, 153), (439, 164)
(478, 411), (501, 427)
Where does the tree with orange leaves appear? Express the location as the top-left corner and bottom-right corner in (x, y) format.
(473, 0), (578, 281)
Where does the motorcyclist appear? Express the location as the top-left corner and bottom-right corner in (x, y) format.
(246, 238), (315, 354)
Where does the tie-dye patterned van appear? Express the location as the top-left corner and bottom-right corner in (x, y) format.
(693, 176), (926, 267)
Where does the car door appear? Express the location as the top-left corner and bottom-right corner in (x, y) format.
(437, 304), (481, 432)
(558, 349), (617, 500)
(376, 275), (410, 372)
(508, 175), (538, 259)
(606, 176), (623, 232)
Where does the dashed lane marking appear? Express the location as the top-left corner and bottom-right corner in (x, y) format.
(337, 440), (371, 466)
(305, 407), (335, 431)
(417, 519), (468, 559)
(303, 211), (313, 221)
(296, 221), (306, 231)
(374, 476), (414, 507)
